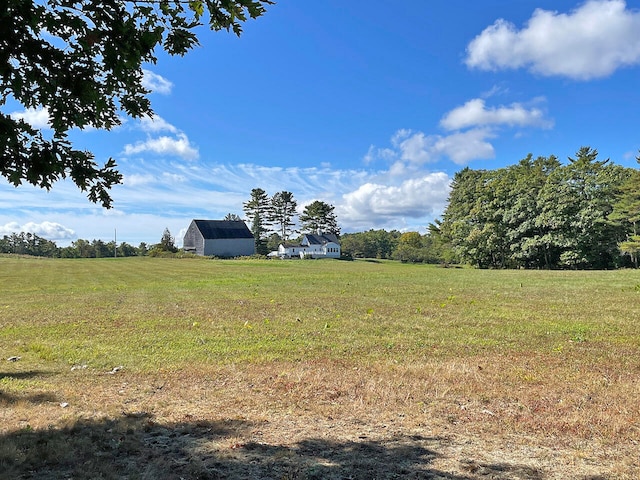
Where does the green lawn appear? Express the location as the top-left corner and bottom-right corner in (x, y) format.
(2, 255), (639, 370)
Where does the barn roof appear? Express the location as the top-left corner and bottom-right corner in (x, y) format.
(192, 220), (254, 240)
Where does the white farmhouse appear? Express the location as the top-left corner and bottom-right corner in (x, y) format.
(277, 233), (340, 259)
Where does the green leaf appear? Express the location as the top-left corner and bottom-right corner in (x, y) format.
(189, 1), (205, 18)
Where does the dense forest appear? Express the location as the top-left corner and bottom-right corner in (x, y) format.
(439, 147), (640, 269)
(3, 147), (639, 268)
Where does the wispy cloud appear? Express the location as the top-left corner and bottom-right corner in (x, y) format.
(1, 155), (452, 242)
(116, 158), (450, 231)
(481, 84), (510, 99)
(363, 145), (397, 164)
(466, 0), (640, 79)
(142, 69), (173, 94)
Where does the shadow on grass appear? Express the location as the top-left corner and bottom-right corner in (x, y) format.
(0, 391), (58, 406)
(0, 370), (53, 381)
(0, 371), (58, 405)
(0, 414), (556, 479)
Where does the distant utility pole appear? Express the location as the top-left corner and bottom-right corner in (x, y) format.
(114, 228), (117, 258)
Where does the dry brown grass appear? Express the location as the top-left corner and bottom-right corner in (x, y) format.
(2, 356), (638, 478)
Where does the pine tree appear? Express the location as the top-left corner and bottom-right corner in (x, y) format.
(243, 188), (270, 255)
(269, 191), (298, 241)
(299, 201), (340, 235)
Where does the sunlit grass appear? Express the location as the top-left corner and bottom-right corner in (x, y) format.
(2, 256), (640, 370)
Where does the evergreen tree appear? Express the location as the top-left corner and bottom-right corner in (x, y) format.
(610, 154), (640, 266)
(243, 188), (270, 255)
(441, 148), (628, 269)
(536, 147), (627, 269)
(158, 228), (178, 253)
(269, 191), (298, 241)
(299, 200), (340, 235)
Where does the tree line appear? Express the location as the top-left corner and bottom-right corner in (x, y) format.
(0, 233), (150, 258)
(337, 229), (451, 264)
(0, 227), (448, 262)
(437, 147), (640, 269)
(0, 227), (186, 258)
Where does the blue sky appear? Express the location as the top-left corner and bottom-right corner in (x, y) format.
(3, 0), (640, 247)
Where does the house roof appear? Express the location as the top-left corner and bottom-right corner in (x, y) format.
(192, 220), (254, 240)
(303, 233), (340, 245)
(280, 243), (301, 248)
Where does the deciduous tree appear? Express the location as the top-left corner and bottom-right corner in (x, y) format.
(340, 229), (400, 259)
(1, 0), (272, 207)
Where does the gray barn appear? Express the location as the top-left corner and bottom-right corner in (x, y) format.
(183, 220), (255, 257)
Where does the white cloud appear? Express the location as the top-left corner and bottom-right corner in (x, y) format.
(123, 173), (156, 187)
(123, 133), (199, 160)
(139, 114), (178, 133)
(440, 98), (553, 130)
(432, 129), (496, 165)
(339, 173), (451, 229)
(465, 0), (640, 79)
(384, 128), (496, 167)
(394, 131), (434, 165)
(0, 221), (75, 240)
(142, 69), (173, 94)
(363, 145), (397, 164)
(10, 107), (51, 129)
(365, 96), (552, 171)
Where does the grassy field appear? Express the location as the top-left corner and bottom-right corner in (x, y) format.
(1, 255), (639, 479)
